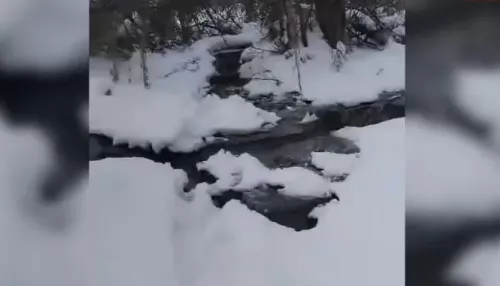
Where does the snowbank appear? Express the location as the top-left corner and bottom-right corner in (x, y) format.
(0, 114), (187, 286)
(90, 23), (278, 152)
(73, 158), (186, 286)
(90, 85), (279, 152)
(176, 118), (405, 286)
(2, 116), (404, 286)
(197, 150), (334, 197)
(311, 152), (359, 177)
(90, 23), (261, 99)
(240, 32), (405, 106)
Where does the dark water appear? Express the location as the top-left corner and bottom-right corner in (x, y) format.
(90, 46), (405, 231)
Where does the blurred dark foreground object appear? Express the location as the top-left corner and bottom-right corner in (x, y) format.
(0, 63), (88, 204)
(407, 1), (500, 286)
(407, 1), (500, 140)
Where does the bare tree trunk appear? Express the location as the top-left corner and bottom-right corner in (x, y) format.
(108, 11), (123, 83)
(243, 0), (256, 22)
(314, 0), (346, 49)
(285, 1), (298, 49)
(178, 11), (192, 44)
(111, 60), (120, 82)
(297, 3), (308, 47)
(137, 11), (151, 89)
(284, 1), (303, 95)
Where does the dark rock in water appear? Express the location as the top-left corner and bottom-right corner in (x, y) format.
(211, 184), (339, 231)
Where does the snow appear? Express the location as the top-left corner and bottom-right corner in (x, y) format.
(240, 31), (404, 106)
(197, 150), (333, 197)
(179, 118), (405, 286)
(74, 158), (186, 286)
(311, 152), (359, 177)
(0, 120), (185, 286)
(48, 10), (407, 286)
(90, 86), (279, 152)
(300, 112), (318, 123)
(89, 23), (278, 152)
(91, 23), (260, 99)
(2, 108), (404, 286)
(346, 9), (377, 30)
(393, 25), (405, 36)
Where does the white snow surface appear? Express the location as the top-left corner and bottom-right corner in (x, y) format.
(197, 150), (333, 197)
(311, 152), (359, 177)
(90, 86), (279, 152)
(74, 158), (186, 286)
(89, 24), (278, 152)
(240, 31), (404, 106)
(300, 112), (319, 123)
(90, 22), (405, 150)
(1, 113), (404, 286)
(180, 118), (405, 286)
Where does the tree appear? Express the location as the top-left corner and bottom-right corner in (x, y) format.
(314, 0), (347, 49)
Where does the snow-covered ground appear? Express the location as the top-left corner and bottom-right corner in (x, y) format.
(240, 32), (404, 106)
(89, 118), (404, 286)
(90, 23), (271, 152)
(2, 114), (404, 286)
(90, 86), (279, 152)
(90, 20), (404, 151)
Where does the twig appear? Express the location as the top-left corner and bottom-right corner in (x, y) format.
(250, 76), (283, 85)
